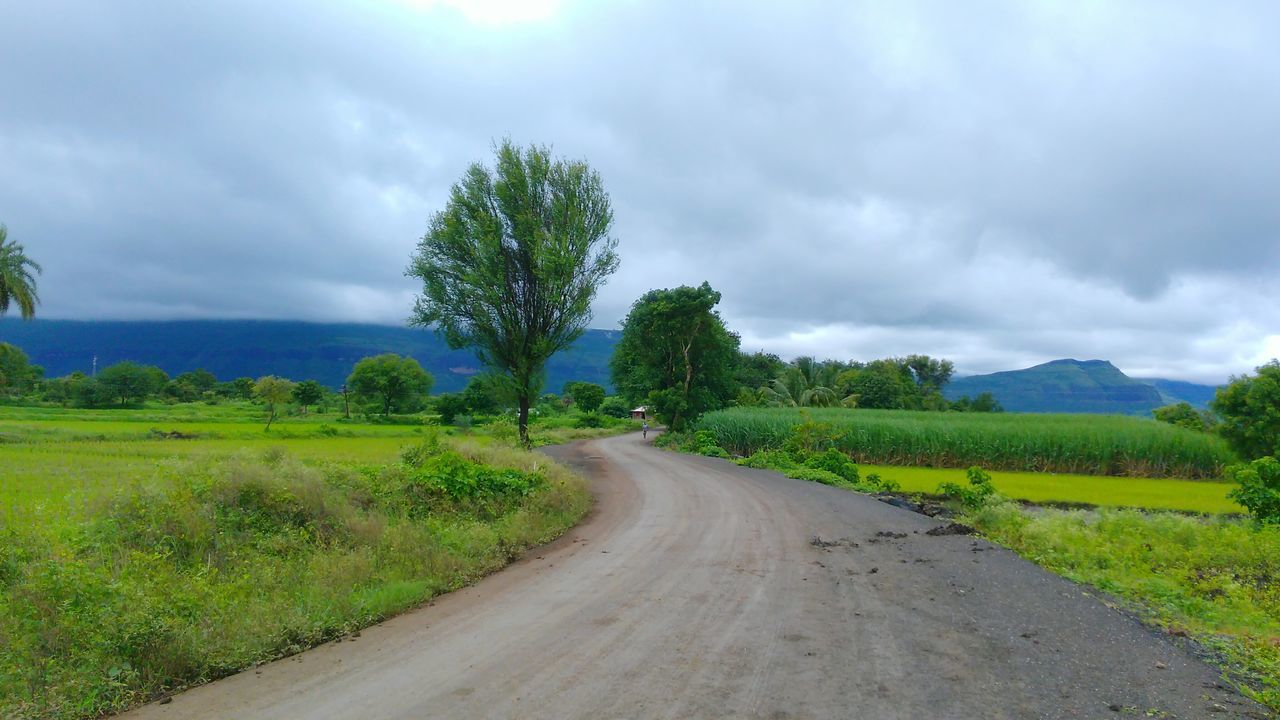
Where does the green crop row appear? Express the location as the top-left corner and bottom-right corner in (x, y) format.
(697, 408), (1236, 478)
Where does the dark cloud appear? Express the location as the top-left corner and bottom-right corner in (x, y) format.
(1, 0), (1277, 383)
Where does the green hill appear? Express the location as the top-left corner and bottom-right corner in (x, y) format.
(943, 359), (1166, 414)
(0, 319), (620, 393)
(1133, 377), (1220, 409)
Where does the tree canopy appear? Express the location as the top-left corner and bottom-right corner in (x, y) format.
(254, 375), (295, 431)
(346, 354), (433, 416)
(611, 282), (740, 430)
(407, 140), (619, 446)
(1212, 360), (1280, 460)
(0, 225), (41, 319)
(96, 361), (167, 407)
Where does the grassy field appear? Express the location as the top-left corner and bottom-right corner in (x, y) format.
(860, 464), (1242, 514)
(699, 407), (1236, 478)
(0, 401), (618, 719)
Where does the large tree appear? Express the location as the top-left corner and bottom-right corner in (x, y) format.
(96, 361), (167, 407)
(1212, 360), (1280, 460)
(0, 342), (41, 396)
(610, 282), (740, 431)
(407, 141), (619, 446)
(346, 354), (433, 416)
(0, 225), (42, 319)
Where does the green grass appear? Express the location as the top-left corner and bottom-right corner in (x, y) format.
(0, 402), (611, 719)
(967, 502), (1280, 711)
(699, 407), (1235, 478)
(861, 464), (1242, 514)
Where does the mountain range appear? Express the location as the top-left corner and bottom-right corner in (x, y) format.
(1, 320), (1220, 413)
(943, 359), (1219, 414)
(0, 319), (617, 394)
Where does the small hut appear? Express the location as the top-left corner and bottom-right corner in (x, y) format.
(630, 406), (648, 420)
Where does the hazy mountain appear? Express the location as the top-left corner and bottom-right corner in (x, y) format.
(1132, 378), (1220, 409)
(943, 359), (1167, 414)
(0, 319), (619, 393)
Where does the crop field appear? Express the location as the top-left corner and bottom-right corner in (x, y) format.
(0, 402), (615, 718)
(859, 464), (1241, 514)
(699, 407), (1236, 479)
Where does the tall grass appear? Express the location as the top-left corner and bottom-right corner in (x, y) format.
(0, 439), (589, 719)
(699, 408), (1236, 478)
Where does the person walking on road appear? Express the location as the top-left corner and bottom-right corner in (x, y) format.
(642, 420), (649, 439)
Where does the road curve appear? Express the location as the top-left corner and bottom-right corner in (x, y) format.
(126, 433), (1267, 719)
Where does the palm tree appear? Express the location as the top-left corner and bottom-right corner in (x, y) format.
(0, 225), (42, 319)
(758, 357), (853, 407)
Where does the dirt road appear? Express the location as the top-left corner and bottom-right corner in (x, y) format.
(126, 433), (1267, 719)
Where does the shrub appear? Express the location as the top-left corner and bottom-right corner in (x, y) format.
(574, 412), (605, 429)
(738, 449), (799, 471)
(787, 467), (846, 486)
(803, 448), (860, 483)
(1227, 456), (1280, 524)
(599, 396), (630, 418)
(937, 466), (999, 509)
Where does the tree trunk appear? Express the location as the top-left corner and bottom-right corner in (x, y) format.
(518, 394), (531, 449)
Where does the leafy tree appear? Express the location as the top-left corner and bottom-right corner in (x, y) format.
(838, 361), (914, 409)
(903, 354), (955, 393)
(1212, 361), (1280, 460)
(0, 224), (41, 319)
(346, 354), (434, 416)
(96, 361), (167, 406)
(175, 369), (218, 393)
(462, 373), (512, 415)
(407, 141), (619, 447)
(432, 392), (470, 424)
(733, 351), (786, 393)
(41, 376), (73, 407)
(222, 377), (256, 400)
(0, 342), (41, 396)
(611, 282), (740, 430)
(567, 381), (605, 413)
(1152, 401), (1209, 432)
(1226, 456), (1280, 524)
(162, 379), (200, 403)
(292, 379), (325, 414)
(254, 375), (295, 431)
(599, 395), (630, 418)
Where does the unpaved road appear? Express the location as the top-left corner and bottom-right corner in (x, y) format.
(127, 433), (1267, 719)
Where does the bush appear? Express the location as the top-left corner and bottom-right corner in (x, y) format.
(738, 449), (799, 471)
(599, 396), (630, 418)
(1227, 456), (1280, 524)
(803, 448), (860, 483)
(937, 466), (999, 509)
(574, 412), (605, 429)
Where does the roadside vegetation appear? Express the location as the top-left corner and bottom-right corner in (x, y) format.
(0, 381), (633, 718)
(696, 407), (1235, 478)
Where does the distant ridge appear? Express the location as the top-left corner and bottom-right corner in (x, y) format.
(944, 358), (1174, 414)
(0, 319), (620, 393)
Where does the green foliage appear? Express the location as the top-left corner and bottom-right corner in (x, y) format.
(253, 375), (295, 430)
(0, 224), (41, 319)
(1152, 401), (1211, 432)
(804, 447), (860, 483)
(952, 391), (1004, 413)
(96, 361), (168, 407)
(967, 504), (1280, 712)
(1227, 456), (1280, 524)
(0, 342), (41, 396)
(698, 407), (1235, 478)
(1213, 360), (1280, 460)
(432, 392), (469, 424)
(937, 466), (999, 509)
(566, 381), (606, 413)
(0, 428), (588, 718)
(599, 395), (629, 418)
(407, 140), (620, 446)
(346, 354), (433, 417)
(610, 282), (740, 431)
(292, 379), (325, 413)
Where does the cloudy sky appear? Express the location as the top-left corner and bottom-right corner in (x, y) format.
(2, 0), (1277, 383)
